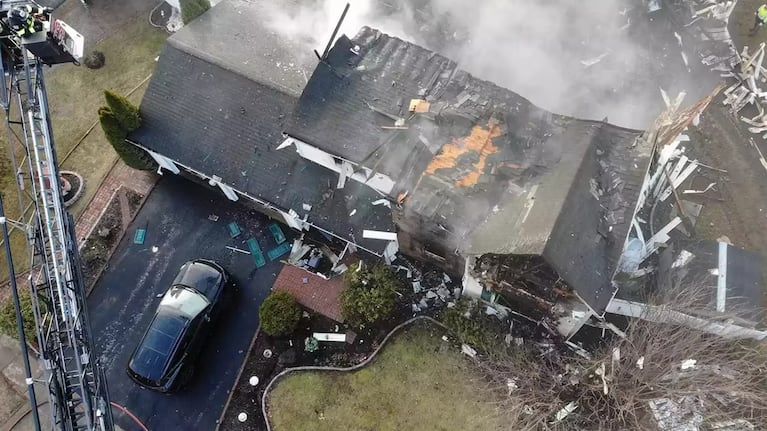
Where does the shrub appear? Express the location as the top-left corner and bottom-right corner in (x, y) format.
(103, 89), (141, 131)
(441, 298), (499, 354)
(180, 0), (211, 24)
(98, 104), (155, 171)
(260, 291), (301, 336)
(0, 288), (37, 343)
(340, 262), (402, 327)
(83, 50), (105, 69)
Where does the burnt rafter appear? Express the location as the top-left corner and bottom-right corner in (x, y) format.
(476, 254), (571, 305)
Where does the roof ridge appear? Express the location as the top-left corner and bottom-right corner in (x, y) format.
(166, 38), (305, 98)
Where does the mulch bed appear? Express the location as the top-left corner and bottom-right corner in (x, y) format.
(219, 259), (458, 431)
(80, 187), (145, 289)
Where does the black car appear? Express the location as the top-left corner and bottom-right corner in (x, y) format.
(127, 259), (229, 392)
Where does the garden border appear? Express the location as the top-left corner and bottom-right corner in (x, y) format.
(82, 184), (153, 295)
(259, 315), (447, 431)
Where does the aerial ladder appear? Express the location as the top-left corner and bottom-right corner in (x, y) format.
(0, 1), (113, 430)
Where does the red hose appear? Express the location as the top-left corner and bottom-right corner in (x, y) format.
(110, 401), (150, 431)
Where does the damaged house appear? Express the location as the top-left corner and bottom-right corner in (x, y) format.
(280, 26), (653, 331)
(126, 0), (761, 340)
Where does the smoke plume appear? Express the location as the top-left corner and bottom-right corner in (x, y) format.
(260, 0), (716, 129)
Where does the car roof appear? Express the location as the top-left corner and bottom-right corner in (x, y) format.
(129, 313), (188, 382)
(172, 261), (224, 301)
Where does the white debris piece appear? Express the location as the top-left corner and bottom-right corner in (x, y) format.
(412, 281), (421, 293)
(709, 419), (756, 430)
(619, 17), (630, 31)
(649, 397), (704, 431)
(371, 198), (391, 208)
(595, 363), (609, 394)
(681, 51), (690, 70)
(671, 250), (694, 268)
(302, 203), (312, 211)
(680, 359), (697, 370)
(553, 402), (578, 422)
(362, 230), (398, 241)
(580, 52), (609, 67)
(461, 344), (477, 358)
(636, 356), (645, 370)
(506, 378), (519, 395)
(313, 332), (347, 342)
(683, 182), (716, 195)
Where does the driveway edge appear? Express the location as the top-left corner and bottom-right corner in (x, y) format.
(215, 324), (262, 430)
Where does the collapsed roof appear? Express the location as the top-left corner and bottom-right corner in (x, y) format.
(287, 27), (651, 313)
(128, 0), (394, 255)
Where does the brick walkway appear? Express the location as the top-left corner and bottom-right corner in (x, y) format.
(272, 265), (345, 322)
(75, 160), (157, 244)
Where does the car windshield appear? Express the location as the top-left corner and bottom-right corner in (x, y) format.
(172, 262), (223, 300)
(130, 313), (188, 382)
(159, 286), (210, 319)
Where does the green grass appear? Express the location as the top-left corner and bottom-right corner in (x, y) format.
(0, 16), (167, 282)
(267, 324), (502, 431)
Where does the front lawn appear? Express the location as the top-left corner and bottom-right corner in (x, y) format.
(267, 323), (502, 431)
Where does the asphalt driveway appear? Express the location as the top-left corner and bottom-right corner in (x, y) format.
(87, 175), (286, 431)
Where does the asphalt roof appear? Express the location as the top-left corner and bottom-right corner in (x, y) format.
(169, 0), (314, 98)
(128, 1), (394, 255)
(287, 27), (648, 313)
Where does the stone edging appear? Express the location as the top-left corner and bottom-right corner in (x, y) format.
(260, 316), (446, 431)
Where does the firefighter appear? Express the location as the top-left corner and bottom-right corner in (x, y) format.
(6, 4), (52, 38)
(751, 4), (767, 35)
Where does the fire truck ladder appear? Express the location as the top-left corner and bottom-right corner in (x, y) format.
(0, 31), (113, 431)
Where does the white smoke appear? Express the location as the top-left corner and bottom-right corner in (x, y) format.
(259, 0), (713, 129)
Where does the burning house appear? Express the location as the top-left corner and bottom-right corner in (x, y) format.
(280, 27), (653, 329)
(126, 0), (762, 339)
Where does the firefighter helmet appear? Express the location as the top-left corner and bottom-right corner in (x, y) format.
(8, 6), (30, 30)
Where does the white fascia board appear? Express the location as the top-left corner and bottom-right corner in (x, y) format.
(291, 139), (395, 195)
